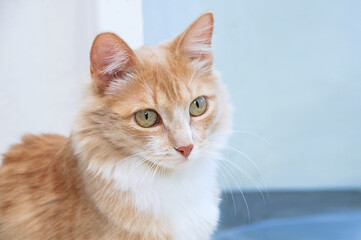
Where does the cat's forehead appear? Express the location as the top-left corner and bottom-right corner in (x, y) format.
(135, 45), (169, 65)
(134, 46), (193, 104)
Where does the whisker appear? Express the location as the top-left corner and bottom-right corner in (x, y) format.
(147, 161), (160, 197)
(213, 144), (267, 192)
(114, 152), (145, 166)
(217, 162), (237, 216)
(132, 81), (153, 96)
(122, 155), (151, 180)
(205, 129), (271, 146)
(187, 60), (207, 87)
(135, 156), (160, 196)
(233, 130), (272, 145)
(215, 154), (268, 202)
(134, 69), (154, 96)
(219, 160), (251, 223)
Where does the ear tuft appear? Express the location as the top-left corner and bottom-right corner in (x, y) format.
(175, 12), (214, 62)
(90, 33), (137, 93)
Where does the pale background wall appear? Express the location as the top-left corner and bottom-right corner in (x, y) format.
(1, 0), (360, 191)
(143, 0), (361, 190)
(0, 0), (143, 159)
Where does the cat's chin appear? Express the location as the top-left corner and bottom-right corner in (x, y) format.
(146, 156), (195, 171)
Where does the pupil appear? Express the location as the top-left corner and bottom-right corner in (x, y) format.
(145, 111), (148, 120)
(195, 100), (199, 108)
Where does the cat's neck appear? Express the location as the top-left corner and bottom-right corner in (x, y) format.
(69, 128), (220, 239)
(55, 136), (172, 238)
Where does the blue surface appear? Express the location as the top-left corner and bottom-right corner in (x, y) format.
(214, 211), (361, 240)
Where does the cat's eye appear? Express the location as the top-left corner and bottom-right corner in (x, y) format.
(189, 96), (207, 117)
(135, 109), (159, 128)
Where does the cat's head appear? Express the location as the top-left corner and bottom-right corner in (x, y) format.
(73, 13), (231, 172)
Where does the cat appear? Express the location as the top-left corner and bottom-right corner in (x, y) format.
(0, 12), (231, 240)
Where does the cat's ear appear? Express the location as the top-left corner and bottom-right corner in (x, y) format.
(90, 33), (137, 93)
(173, 12), (214, 62)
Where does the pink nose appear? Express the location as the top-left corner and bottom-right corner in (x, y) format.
(175, 144), (194, 159)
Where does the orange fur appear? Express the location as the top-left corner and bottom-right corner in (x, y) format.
(0, 134), (171, 239)
(0, 13), (231, 240)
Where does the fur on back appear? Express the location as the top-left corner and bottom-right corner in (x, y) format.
(0, 13), (231, 240)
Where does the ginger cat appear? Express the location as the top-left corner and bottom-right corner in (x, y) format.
(0, 12), (231, 240)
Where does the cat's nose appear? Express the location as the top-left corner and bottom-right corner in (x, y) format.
(175, 144), (194, 159)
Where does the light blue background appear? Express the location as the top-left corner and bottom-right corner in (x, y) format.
(142, 0), (361, 190)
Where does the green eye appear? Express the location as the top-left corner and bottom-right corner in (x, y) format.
(189, 96), (207, 117)
(135, 109), (159, 127)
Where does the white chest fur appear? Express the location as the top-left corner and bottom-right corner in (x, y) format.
(97, 157), (220, 240)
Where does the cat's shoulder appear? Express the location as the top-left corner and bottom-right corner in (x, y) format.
(1, 133), (67, 166)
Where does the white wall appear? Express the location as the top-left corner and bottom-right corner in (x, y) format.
(0, 0), (143, 157)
